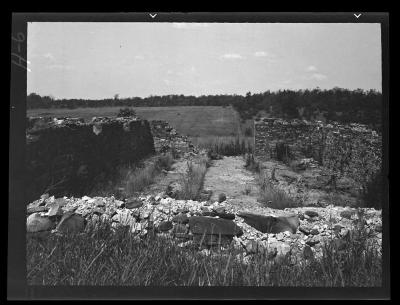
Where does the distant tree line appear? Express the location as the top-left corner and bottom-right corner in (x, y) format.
(27, 87), (382, 130)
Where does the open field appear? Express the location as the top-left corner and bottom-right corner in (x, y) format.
(28, 106), (246, 138)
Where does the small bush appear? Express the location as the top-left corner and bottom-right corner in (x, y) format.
(154, 153), (174, 171)
(179, 159), (208, 200)
(258, 171), (298, 209)
(218, 193), (227, 203)
(244, 153), (261, 173)
(244, 127), (253, 137)
(117, 107), (137, 117)
(361, 172), (383, 209)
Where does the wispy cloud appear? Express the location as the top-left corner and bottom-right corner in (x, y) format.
(254, 51), (268, 57)
(172, 23), (209, 29)
(43, 53), (55, 61)
(309, 73), (327, 80)
(221, 53), (244, 60)
(47, 64), (74, 70)
(306, 65), (318, 72)
(253, 51), (277, 64)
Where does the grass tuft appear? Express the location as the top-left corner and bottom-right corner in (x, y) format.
(178, 158), (208, 200)
(258, 171), (298, 209)
(191, 136), (253, 157)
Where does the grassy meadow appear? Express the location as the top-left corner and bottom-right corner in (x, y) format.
(28, 105), (249, 137)
(28, 105), (255, 155)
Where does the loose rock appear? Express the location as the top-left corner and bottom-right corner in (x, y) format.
(27, 213), (56, 233)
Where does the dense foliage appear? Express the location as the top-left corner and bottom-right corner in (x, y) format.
(27, 88), (382, 129)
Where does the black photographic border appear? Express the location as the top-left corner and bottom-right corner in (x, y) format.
(9, 12), (390, 300)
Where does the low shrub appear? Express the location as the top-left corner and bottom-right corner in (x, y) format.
(178, 159), (208, 200)
(244, 153), (261, 173)
(117, 107), (137, 117)
(154, 153), (174, 171)
(361, 172), (383, 209)
(244, 127), (253, 137)
(258, 171), (298, 209)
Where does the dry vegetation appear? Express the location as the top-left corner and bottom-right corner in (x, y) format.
(90, 153), (174, 199)
(178, 158), (210, 200)
(27, 217), (381, 286)
(257, 171), (299, 209)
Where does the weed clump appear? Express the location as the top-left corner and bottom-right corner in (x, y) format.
(178, 159), (208, 200)
(258, 171), (298, 209)
(244, 153), (261, 173)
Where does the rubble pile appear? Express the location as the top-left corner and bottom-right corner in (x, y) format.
(27, 193), (382, 263)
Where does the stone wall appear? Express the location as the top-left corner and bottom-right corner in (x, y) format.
(26, 116), (155, 203)
(149, 120), (194, 154)
(254, 118), (382, 186)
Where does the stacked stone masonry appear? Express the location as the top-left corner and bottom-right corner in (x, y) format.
(149, 120), (194, 154)
(26, 116), (155, 203)
(254, 118), (382, 186)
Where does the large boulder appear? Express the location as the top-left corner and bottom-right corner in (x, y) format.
(125, 198), (143, 209)
(27, 213), (56, 233)
(237, 212), (299, 234)
(189, 216), (243, 237)
(158, 221), (173, 232)
(55, 212), (85, 234)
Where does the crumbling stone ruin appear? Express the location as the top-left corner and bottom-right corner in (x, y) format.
(149, 120), (195, 155)
(27, 193), (382, 262)
(25, 115), (383, 264)
(26, 116), (155, 203)
(254, 118), (382, 196)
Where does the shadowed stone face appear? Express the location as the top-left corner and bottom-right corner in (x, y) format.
(189, 216), (243, 237)
(237, 212), (299, 234)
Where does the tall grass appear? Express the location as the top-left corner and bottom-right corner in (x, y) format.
(178, 158), (208, 200)
(123, 153), (174, 196)
(27, 217), (381, 286)
(190, 136), (253, 156)
(91, 153), (174, 198)
(258, 171), (298, 209)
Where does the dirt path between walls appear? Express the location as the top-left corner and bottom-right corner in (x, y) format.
(203, 156), (263, 212)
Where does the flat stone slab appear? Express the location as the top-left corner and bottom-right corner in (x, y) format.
(56, 212), (85, 234)
(237, 212), (299, 234)
(27, 213), (56, 233)
(189, 216), (243, 237)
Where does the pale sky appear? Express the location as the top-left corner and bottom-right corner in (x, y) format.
(27, 22), (382, 99)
